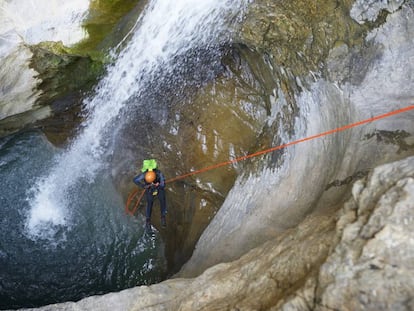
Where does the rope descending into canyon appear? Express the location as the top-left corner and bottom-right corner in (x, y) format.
(125, 104), (414, 215)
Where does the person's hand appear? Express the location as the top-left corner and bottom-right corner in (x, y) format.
(154, 182), (160, 187)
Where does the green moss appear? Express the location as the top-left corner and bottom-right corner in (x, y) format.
(29, 42), (106, 102)
(23, 1), (144, 144)
(27, 0), (145, 103)
(73, 0), (143, 53)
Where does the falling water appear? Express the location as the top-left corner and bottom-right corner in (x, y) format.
(0, 0), (249, 308)
(26, 0), (248, 241)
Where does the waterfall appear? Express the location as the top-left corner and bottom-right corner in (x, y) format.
(26, 0), (248, 240)
(1, 1), (250, 308)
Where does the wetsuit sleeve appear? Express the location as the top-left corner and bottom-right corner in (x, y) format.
(133, 173), (146, 188)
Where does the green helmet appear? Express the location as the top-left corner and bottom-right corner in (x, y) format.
(141, 159), (158, 172)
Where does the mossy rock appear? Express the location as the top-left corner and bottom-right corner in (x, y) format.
(29, 41), (106, 104)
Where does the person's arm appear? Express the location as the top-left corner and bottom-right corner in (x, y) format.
(157, 170), (166, 189)
(133, 173), (146, 188)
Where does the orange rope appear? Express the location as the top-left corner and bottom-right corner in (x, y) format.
(125, 188), (147, 216)
(125, 104), (414, 214)
(125, 189), (139, 215)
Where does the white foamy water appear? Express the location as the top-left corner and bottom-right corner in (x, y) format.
(26, 185), (67, 244)
(26, 0), (249, 240)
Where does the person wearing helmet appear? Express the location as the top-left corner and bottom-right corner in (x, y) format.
(133, 160), (167, 231)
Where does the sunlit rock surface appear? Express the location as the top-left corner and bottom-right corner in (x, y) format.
(0, 0), (142, 139)
(0, 0), (89, 129)
(351, 0), (405, 23)
(0, 45), (44, 120)
(315, 156), (414, 311)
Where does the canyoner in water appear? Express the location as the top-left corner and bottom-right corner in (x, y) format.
(133, 159), (167, 232)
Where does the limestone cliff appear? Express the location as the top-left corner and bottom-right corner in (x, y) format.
(178, 0), (414, 277)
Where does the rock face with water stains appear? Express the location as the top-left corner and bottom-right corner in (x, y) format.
(122, 0), (370, 274)
(176, 0), (414, 279)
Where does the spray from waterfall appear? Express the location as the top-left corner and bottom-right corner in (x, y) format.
(25, 0), (249, 241)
